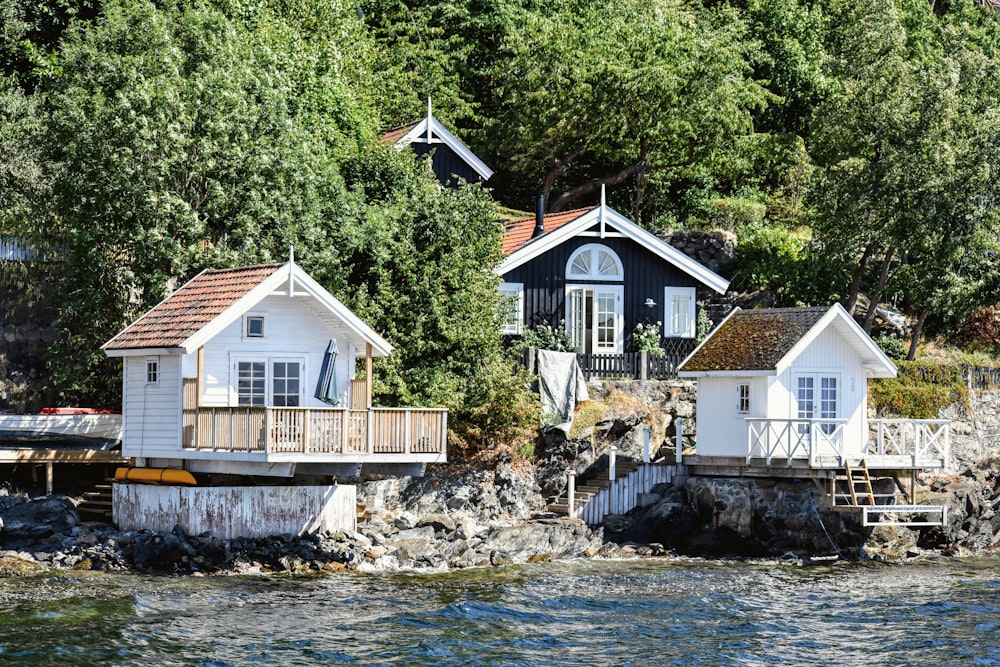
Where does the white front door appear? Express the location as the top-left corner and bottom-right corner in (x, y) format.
(566, 285), (623, 354)
(796, 374), (839, 434)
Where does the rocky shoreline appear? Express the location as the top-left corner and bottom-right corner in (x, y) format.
(1, 455), (997, 577)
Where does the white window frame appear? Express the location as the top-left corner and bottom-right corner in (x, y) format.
(794, 372), (840, 435)
(664, 286), (696, 338)
(245, 314), (265, 339)
(145, 357), (159, 386)
(565, 284), (624, 354)
(232, 355), (306, 407)
(499, 282), (524, 335)
(566, 244), (624, 281)
(737, 383), (750, 415)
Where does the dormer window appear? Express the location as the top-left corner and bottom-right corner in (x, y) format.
(246, 316), (265, 338)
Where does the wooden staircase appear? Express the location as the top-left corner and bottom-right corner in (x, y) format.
(828, 459), (947, 527)
(77, 481), (114, 522)
(548, 462), (638, 515)
(549, 461), (679, 526)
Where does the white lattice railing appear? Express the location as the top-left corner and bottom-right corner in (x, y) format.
(746, 418), (850, 465)
(744, 417), (950, 468)
(867, 419), (950, 464)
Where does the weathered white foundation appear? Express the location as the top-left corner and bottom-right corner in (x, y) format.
(112, 484), (356, 539)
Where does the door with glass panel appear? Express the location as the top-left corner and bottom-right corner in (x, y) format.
(796, 374), (839, 457)
(566, 285), (622, 354)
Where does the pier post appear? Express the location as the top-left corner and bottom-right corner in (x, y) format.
(568, 470), (576, 518)
(675, 418), (683, 464)
(46, 462), (53, 495)
(610, 445), (617, 481)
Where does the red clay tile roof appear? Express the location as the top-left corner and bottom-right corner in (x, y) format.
(681, 306), (832, 372)
(103, 264), (284, 351)
(501, 207), (594, 255)
(380, 120), (421, 144)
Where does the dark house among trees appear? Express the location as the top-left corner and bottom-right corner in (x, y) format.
(380, 101), (493, 188)
(498, 194), (729, 379)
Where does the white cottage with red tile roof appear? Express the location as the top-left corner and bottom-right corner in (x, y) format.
(103, 261), (447, 538)
(103, 261), (446, 479)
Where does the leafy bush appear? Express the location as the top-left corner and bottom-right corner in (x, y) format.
(958, 303), (1000, 352)
(706, 197), (767, 231)
(869, 361), (968, 419)
(731, 222), (847, 307)
(875, 335), (907, 361)
(519, 322), (574, 352)
(632, 321), (664, 356)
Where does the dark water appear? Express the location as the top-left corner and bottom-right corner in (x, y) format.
(1, 557), (998, 666)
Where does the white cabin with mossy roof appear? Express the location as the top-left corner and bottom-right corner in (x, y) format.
(677, 304), (950, 525)
(678, 304), (948, 470)
(102, 261), (447, 481)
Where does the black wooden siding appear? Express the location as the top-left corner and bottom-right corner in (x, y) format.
(411, 143), (483, 187)
(501, 233), (702, 346)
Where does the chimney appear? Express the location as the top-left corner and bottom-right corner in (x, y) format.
(533, 195), (546, 238)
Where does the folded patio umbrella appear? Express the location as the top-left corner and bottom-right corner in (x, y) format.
(313, 339), (340, 406)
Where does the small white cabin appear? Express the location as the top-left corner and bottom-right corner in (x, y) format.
(678, 304), (947, 470)
(102, 261), (447, 480)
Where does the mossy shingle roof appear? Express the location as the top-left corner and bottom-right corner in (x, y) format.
(681, 306), (831, 372)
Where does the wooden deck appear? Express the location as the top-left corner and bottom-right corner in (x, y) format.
(181, 406), (448, 463)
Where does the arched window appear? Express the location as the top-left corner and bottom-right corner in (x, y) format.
(566, 244), (623, 281)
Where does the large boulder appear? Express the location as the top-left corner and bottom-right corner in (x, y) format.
(0, 495), (78, 549)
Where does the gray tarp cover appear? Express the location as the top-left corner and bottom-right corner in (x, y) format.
(536, 349), (589, 434)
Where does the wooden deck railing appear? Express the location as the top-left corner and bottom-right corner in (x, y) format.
(744, 417), (950, 468)
(186, 406), (447, 457)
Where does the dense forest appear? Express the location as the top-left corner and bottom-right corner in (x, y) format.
(3, 0), (1000, 451)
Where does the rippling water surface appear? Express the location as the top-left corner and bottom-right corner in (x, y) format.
(1, 557), (998, 666)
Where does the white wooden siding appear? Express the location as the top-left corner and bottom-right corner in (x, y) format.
(122, 354), (182, 458)
(778, 326), (866, 449)
(199, 294), (357, 409)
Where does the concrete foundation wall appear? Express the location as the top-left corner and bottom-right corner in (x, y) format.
(113, 484), (356, 539)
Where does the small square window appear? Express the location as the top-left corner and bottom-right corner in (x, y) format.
(246, 316), (265, 338)
(737, 383), (750, 414)
(146, 358), (159, 385)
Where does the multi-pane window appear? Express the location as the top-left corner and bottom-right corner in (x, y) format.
(566, 244), (623, 280)
(737, 383), (750, 414)
(237, 361), (266, 406)
(272, 361), (301, 407)
(797, 374), (838, 435)
(499, 283), (524, 335)
(146, 358), (159, 386)
(664, 287), (696, 338)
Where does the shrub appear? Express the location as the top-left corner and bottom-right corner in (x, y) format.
(519, 322), (574, 352)
(869, 361), (968, 419)
(958, 303), (1000, 351)
(875, 335), (907, 361)
(632, 321), (664, 356)
(731, 222), (847, 307)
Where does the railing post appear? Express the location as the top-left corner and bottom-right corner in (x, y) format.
(676, 418), (683, 464)
(405, 409), (413, 454)
(568, 470), (576, 518)
(643, 427), (650, 464)
(367, 409), (375, 454)
(609, 445), (617, 481)
(527, 347), (536, 376)
(639, 350), (648, 381)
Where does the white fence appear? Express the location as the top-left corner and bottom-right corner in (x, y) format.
(575, 464), (679, 526)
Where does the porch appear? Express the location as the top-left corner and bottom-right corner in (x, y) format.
(180, 379), (447, 463)
(743, 417), (949, 470)
(522, 339), (698, 381)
